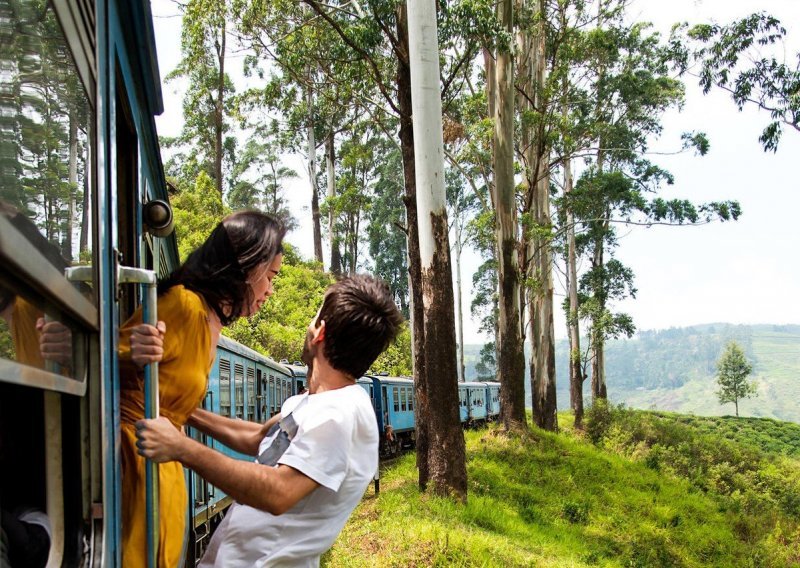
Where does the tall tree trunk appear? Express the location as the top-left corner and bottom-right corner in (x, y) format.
(214, 17), (226, 197)
(396, 2), (429, 490)
(493, 0), (527, 432)
(408, 0), (466, 499)
(454, 213), (465, 383)
(307, 86), (323, 263)
(64, 109), (77, 262)
(529, 1), (557, 431)
(565, 157), (584, 428)
(590, 236), (607, 400)
(79, 146), (89, 255)
(325, 132), (341, 275)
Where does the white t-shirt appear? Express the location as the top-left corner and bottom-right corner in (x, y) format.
(198, 384), (379, 567)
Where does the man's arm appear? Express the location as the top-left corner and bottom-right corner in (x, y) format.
(136, 417), (318, 515)
(188, 408), (280, 456)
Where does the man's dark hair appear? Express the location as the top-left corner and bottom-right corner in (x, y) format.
(318, 275), (404, 378)
(160, 211), (286, 325)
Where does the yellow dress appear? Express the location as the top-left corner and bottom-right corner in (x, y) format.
(119, 285), (212, 567)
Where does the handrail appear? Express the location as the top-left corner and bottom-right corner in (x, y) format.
(117, 267), (159, 568)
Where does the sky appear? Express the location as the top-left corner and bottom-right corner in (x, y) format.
(151, 0), (800, 345)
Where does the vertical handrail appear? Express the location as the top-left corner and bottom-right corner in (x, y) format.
(117, 267), (159, 568)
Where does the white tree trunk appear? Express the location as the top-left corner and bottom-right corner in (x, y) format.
(407, 0), (467, 497)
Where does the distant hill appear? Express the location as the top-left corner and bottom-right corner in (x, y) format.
(464, 323), (800, 423)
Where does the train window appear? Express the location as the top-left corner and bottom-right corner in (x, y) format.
(219, 359), (231, 416)
(234, 363), (244, 419)
(408, 388), (414, 411)
(0, 1), (95, 282)
(400, 388), (406, 412)
(393, 387), (399, 412)
(246, 367), (255, 421)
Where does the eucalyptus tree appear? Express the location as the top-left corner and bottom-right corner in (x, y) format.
(490, 0), (527, 432)
(408, 0), (467, 498)
(233, 0), (379, 267)
(679, 13), (800, 152)
(295, 0), (480, 490)
(227, 135), (298, 230)
(166, 0), (234, 197)
(567, 10), (741, 401)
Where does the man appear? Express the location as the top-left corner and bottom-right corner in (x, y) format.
(135, 275), (403, 566)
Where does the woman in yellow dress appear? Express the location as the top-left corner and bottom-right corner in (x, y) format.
(119, 211), (285, 567)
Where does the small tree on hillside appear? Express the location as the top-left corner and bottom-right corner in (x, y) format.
(715, 341), (756, 417)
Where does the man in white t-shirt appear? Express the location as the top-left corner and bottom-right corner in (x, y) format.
(135, 275), (403, 566)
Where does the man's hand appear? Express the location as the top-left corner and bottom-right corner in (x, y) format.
(37, 318), (72, 366)
(135, 416), (184, 463)
(130, 321), (166, 369)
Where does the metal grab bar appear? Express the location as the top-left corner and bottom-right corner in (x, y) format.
(117, 267), (159, 568)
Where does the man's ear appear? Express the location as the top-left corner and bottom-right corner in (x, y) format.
(312, 320), (326, 344)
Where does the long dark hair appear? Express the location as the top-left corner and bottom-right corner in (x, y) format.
(160, 211), (286, 325)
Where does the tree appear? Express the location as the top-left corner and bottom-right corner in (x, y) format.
(492, 0), (527, 433)
(407, 0), (467, 499)
(715, 341), (756, 417)
(680, 13), (800, 152)
(166, 0), (234, 197)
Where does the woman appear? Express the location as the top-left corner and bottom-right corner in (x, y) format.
(119, 211), (285, 567)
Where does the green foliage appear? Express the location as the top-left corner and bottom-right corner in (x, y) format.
(326, 419), (800, 567)
(224, 245), (333, 360)
(586, 407), (800, 523)
(679, 13), (800, 152)
(716, 341), (757, 416)
(370, 323), (412, 377)
(585, 398), (616, 444)
(0, 319), (15, 360)
(170, 172), (227, 262)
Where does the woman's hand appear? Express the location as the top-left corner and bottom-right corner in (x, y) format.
(130, 321), (166, 369)
(37, 318), (72, 366)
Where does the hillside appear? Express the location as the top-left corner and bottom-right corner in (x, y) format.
(464, 324), (800, 423)
(325, 411), (800, 567)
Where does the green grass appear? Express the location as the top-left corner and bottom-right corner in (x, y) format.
(323, 415), (800, 567)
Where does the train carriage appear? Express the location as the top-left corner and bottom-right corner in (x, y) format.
(485, 381), (501, 420)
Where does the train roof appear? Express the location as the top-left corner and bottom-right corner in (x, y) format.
(365, 375), (414, 386)
(282, 363), (308, 378)
(216, 335), (290, 374)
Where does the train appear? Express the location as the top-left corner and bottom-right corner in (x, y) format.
(0, 1), (500, 566)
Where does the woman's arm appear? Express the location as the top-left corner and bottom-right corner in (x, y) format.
(187, 409), (279, 456)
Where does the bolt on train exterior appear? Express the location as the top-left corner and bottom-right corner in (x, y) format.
(0, 1), (499, 565)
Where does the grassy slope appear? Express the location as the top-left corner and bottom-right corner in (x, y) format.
(324, 416), (800, 567)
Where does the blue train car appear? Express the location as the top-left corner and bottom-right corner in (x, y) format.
(485, 381), (501, 420)
(366, 376), (414, 457)
(283, 361), (308, 395)
(464, 382), (488, 423)
(458, 384), (470, 423)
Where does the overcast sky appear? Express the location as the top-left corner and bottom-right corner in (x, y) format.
(152, 0), (800, 344)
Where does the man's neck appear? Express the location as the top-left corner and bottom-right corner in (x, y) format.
(307, 358), (355, 394)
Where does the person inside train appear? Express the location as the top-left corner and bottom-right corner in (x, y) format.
(119, 211), (286, 568)
(135, 274), (403, 567)
(0, 200), (71, 372)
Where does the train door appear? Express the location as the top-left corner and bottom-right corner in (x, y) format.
(256, 369), (266, 422)
(246, 366), (255, 422)
(0, 1), (111, 565)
